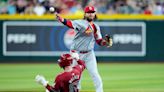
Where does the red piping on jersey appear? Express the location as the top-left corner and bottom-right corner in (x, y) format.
(91, 23), (97, 38)
(91, 23), (106, 46)
(96, 39), (106, 46)
(85, 26), (90, 32)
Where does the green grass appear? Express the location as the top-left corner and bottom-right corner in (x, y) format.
(0, 63), (164, 92)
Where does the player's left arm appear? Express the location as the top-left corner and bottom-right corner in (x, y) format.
(71, 52), (86, 72)
(35, 75), (60, 92)
(46, 84), (60, 92)
(94, 25), (113, 47)
(46, 76), (62, 92)
(96, 34), (113, 47)
(77, 60), (86, 71)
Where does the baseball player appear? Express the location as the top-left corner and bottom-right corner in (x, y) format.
(55, 6), (113, 92)
(35, 53), (85, 92)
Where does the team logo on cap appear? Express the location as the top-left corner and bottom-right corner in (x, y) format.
(89, 7), (92, 10)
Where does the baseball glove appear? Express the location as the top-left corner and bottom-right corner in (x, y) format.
(104, 34), (113, 47)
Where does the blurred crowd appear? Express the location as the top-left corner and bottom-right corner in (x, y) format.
(0, 0), (164, 15)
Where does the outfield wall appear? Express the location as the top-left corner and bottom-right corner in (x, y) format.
(0, 14), (164, 62)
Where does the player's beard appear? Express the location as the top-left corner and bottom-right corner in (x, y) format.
(86, 18), (93, 22)
(84, 15), (97, 22)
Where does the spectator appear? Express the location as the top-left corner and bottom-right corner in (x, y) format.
(162, 2), (164, 14)
(0, 7), (8, 14)
(1, 0), (164, 15)
(42, 0), (51, 14)
(0, 0), (8, 14)
(70, 1), (83, 15)
(15, 0), (27, 14)
(34, 3), (46, 16)
(7, 0), (16, 15)
(96, 0), (108, 13)
(153, 2), (163, 15)
(59, 3), (70, 14)
(143, 5), (152, 15)
(25, 0), (35, 15)
(127, 0), (141, 14)
(106, 6), (116, 14)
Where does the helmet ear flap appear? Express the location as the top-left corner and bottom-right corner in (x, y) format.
(57, 59), (62, 68)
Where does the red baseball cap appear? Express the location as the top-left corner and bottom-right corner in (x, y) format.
(84, 6), (96, 13)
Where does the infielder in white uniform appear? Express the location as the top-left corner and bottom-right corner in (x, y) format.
(55, 6), (113, 92)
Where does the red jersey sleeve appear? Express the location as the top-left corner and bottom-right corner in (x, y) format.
(57, 16), (74, 29)
(46, 84), (59, 92)
(90, 23), (107, 46)
(54, 75), (63, 90)
(74, 60), (86, 73)
(45, 75), (61, 92)
(65, 19), (74, 29)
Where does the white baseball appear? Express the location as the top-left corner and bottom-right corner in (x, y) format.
(49, 7), (54, 12)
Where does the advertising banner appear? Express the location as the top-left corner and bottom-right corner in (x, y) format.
(3, 21), (146, 56)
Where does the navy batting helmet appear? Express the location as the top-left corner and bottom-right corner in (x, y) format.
(58, 53), (73, 68)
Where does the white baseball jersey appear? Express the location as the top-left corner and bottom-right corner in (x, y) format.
(70, 19), (104, 92)
(71, 19), (102, 51)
